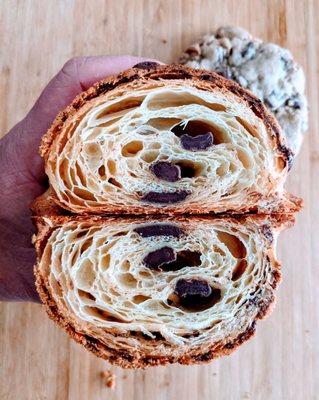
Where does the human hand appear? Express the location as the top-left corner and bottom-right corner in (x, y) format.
(0, 56), (158, 301)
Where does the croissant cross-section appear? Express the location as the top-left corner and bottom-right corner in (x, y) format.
(33, 65), (302, 369)
(34, 216), (285, 368)
(39, 65), (300, 215)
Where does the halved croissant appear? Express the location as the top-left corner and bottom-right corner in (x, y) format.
(40, 63), (300, 215)
(33, 214), (290, 368)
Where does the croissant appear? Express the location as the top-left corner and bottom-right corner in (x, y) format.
(33, 215), (289, 368)
(39, 63), (300, 215)
(33, 63), (302, 368)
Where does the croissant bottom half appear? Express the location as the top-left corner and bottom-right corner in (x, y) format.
(33, 215), (287, 368)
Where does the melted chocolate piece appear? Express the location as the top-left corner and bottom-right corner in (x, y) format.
(231, 259), (247, 281)
(174, 279), (221, 311)
(134, 224), (184, 238)
(160, 250), (201, 272)
(144, 248), (201, 272)
(142, 190), (190, 204)
(180, 132), (213, 151)
(151, 161), (181, 182)
(133, 61), (160, 69)
(175, 279), (211, 298)
(143, 246), (176, 269)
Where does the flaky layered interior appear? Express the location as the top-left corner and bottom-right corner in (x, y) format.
(45, 82), (287, 214)
(36, 217), (279, 361)
(34, 66), (301, 367)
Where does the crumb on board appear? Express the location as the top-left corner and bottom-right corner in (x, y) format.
(101, 370), (116, 390)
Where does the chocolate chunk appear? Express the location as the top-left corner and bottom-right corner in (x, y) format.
(171, 119), (215, 151)
(161, 250), (201, 272)
(241, 41), (255, 58)
(142, 190), (190, 204)
(144, 248), (201, 272)
(150, 161), (181, 182)
(133, 61), (160, 69)
(180, 133), (213, 151)
(177, 162), (196, 178)
(286, 94), (301, 110)
(280, 56), (292, 70)
(143, 246), (176, 269)
(175, 279), (211, 298)
(174, 279), (221, 311)
(134, 224), (184, 238)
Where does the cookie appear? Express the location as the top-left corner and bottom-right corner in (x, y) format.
(179, 26), (308, 154)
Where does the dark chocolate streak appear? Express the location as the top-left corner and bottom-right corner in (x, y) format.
(133, 61), (160, 69)
(160, 250), (201, 272)
(134, 224), (184, 238)
(150, 161), (181, 182)
(141, 190), (190, 204)
(143, 248), (201, 272)
(180, 132), (213, 150)
(143, 246), (176, 269)
(174, 279), (221, 311)
(175, 279), (211, 298)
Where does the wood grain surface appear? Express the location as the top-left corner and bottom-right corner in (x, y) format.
(0, 1), (318, 399)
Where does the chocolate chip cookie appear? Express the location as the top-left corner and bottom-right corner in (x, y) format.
(179, 26), (308, 154)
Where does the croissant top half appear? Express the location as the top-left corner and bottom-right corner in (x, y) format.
(39, 63), (299, 216)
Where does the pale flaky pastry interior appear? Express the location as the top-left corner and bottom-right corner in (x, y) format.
(45, 82), (288, 214)
(36, 217), (280, 364)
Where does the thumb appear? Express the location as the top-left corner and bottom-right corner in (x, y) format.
(3, 56), (160, 181)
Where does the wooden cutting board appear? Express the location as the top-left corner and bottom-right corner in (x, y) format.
(1, 1), (318, 399)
